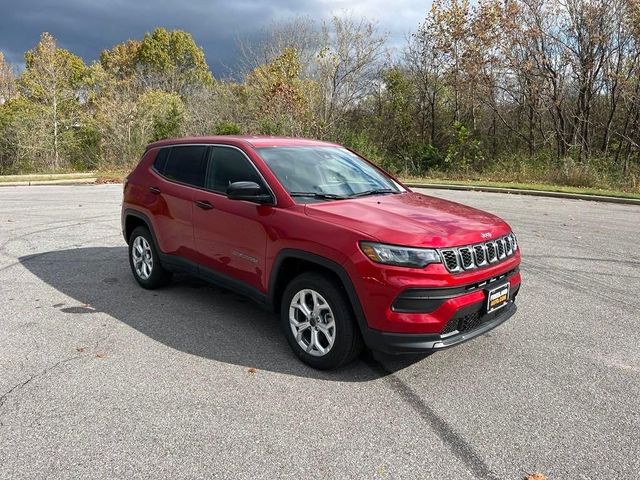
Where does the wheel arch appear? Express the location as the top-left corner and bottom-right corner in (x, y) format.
(268, 249), (368, 335)
(123, 209), (161, 252)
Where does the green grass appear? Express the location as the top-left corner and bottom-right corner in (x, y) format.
(401, 177), (640, 200)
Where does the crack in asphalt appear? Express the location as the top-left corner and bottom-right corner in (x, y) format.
(364, 357), (500, 480)
(0, 355), (84, 425)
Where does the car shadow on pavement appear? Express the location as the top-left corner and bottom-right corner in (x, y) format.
(20, 247), (427, 382)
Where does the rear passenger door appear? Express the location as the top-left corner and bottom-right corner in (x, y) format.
(150, 145), (207, 266)
(192, 145), (272, 294)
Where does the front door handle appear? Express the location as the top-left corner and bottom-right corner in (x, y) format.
(195, 200), (214, 210)
(149, 186), (161, 194)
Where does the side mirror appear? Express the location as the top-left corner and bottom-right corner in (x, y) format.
(227, 181), (273, 204)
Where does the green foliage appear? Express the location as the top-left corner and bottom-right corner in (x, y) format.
(152, 100), (183, 141)
(1, 16), (640, 194)
(17, 32), (91, 170)
(138, 90), (185, 141)
(258, 118), (283, 135)
(444, 121), (484, 171)
(246, 48), (317, 136)
(342, 131), (385, 165)
(136, 28), (213, 95)
(63, 125), (101, 171)
(214, 122), (241, 135)
(21, 33), (88, 100)
(99, 40), (141, 80)
(405, 143), (444, 173)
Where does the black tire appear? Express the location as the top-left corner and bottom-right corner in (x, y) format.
(280, 272), (363, 370)
(128, 226), (172, 289)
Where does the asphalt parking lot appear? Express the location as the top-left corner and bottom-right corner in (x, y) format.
(0, 184), (638, 479)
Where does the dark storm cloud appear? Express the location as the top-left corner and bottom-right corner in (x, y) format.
(0, 0), (426, 76)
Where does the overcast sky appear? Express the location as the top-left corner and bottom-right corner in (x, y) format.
(0, 0), (430, 76)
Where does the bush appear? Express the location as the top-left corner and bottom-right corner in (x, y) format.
(444, 121), (484, 173)
(214, 122), (241, 135)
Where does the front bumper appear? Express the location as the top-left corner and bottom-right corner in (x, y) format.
(362, 300), (517, 354)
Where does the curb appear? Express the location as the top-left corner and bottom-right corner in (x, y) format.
(0, 178), (97, 187)
(406, 183), (640, 206)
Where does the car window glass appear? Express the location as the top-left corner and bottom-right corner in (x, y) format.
(162, 146), (207, 187)
(257, 146), (399, 198)
(153, 148), (169, 173)
(206, 147), (262, 193)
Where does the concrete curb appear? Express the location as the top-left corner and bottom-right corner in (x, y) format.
(0, 178), (97, 186)
(406, 183), (640, 206)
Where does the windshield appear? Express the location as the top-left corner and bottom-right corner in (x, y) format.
(256, 146), (403, 201)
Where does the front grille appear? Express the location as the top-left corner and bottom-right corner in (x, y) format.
(440, 311), (485, 335)
(438, 232), (518, 273)
(473, 245), (486, 265)
(486, 242), (497, 262)
(505, 236), (513, 255)
(459, 247), (474, 269)
(441, 250), (460, 272)
(441, 317), (460, 335)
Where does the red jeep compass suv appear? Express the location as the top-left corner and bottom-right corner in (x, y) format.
(122, 136), (521, 369)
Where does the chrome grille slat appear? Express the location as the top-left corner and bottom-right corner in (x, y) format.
(438, 233), (517, 273)
(486, 242), (497, 263)
(505, 236), (513, 255)
(440, 250), (460, 272)
(473, 244), (487, 266)
(458, 247), (474, 270)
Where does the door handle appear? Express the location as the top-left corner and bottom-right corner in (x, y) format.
(149, 186), (161, 194)
(195, 200), (214, 210)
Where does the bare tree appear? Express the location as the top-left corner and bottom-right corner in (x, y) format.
(406, 21), (445, 146)
(237, 16), (320, 79)
(315, 16), (388, 136)
(0, 52), (17, 105)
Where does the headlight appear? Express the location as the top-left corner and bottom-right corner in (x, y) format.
(359, 242), (441, 268)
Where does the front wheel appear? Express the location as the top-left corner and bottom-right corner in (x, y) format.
(281, 272), (363, 370)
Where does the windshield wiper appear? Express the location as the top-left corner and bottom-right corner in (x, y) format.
(347, 188), (398, 198)
(289, 191), (347, 200)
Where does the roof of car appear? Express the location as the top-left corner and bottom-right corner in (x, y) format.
(147, 136), (340, 150)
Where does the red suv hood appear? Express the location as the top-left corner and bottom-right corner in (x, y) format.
(305, 192), (511, 248)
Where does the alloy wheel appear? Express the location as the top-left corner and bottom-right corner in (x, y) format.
(131, 235), (153, 280)
(288, 289), (336, 357)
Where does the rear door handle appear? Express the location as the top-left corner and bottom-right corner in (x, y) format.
(149, 186), (161, 194)
(195, 200), (214, 210)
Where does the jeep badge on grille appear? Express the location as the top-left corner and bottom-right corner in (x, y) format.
(481, 232), (492, 239)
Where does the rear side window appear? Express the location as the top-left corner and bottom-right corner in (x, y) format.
(205, 146), (262, 193)
(161, 146), (207, 187)
(153, 148), (169, 172)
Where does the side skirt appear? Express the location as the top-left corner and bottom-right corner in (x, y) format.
(158, 252), (269, 307)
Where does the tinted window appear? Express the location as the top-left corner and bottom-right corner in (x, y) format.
(206, 147), (262, 193)
(162, 146), (207, 187)
(153, 148), (169, 173)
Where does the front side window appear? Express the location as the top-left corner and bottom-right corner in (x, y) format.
(256, 146), (402, 202)
(205, 146), (263, 193)
(161, 145), (207, 187)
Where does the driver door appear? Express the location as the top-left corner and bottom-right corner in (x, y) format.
(192, 146), (273, 293)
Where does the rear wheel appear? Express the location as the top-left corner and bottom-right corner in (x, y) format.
(281, 272), (362, 370)
(128, 226), (172, 289)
